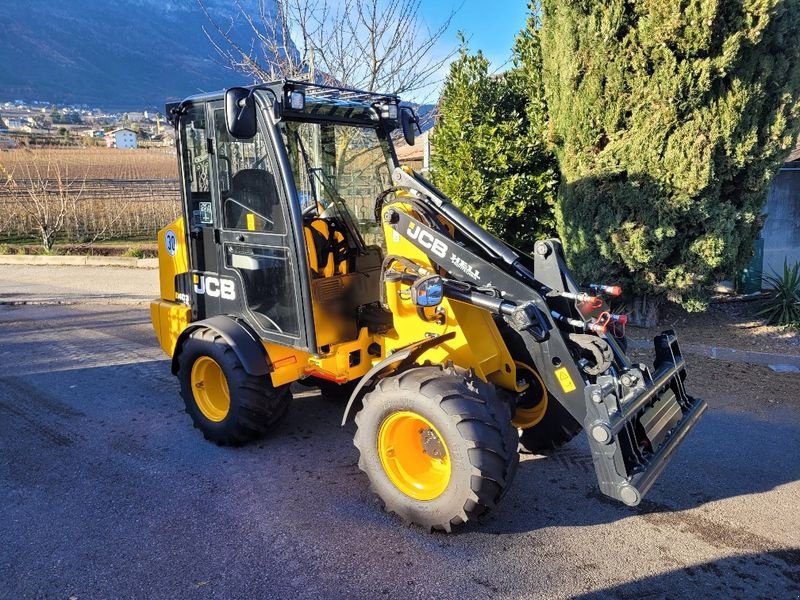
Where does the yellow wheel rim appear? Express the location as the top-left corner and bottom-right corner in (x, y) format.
(377, 411), (451, 501)
(191, 356), (230, 422)
(512, 361), (548, 430)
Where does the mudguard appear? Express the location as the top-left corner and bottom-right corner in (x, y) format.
(171, 315), (271, 376)
(340, 332), (456, 426)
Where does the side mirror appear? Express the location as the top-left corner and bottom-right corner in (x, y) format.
(224, 87), (256, 139)
(410, 275), (444, 308)
(400, 107), (417, 146)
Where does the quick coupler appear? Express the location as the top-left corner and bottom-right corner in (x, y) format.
(583, 331), (707, 506)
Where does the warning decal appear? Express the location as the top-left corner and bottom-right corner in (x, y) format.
(554, 367), (576, 393)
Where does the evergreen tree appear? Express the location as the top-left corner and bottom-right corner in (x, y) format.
(431, 38), (559, 251)
(533, 0), (800, 316)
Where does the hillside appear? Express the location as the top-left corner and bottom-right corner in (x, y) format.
(0, 0), (276, 110)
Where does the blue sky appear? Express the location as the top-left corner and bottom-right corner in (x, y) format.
(409, 1), (530, 102)
(426, 1), (531, 70)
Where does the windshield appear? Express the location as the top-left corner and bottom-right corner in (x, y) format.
(280, 119), (394, 248)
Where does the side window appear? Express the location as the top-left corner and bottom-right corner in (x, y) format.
(181, 105), (213, 227)
(214, 109), (285, 234)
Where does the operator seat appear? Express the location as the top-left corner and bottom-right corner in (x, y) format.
(224, 169), (278, 231)
(304, 218), (349, 278)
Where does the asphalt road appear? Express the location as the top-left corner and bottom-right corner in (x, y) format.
(1, 270), (799, 599)
(0, 264), (157, 305)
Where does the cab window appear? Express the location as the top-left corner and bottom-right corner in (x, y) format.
(214, 108), (286, 234)
(180, 104), (213, 227)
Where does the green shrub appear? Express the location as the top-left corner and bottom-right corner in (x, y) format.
(431, 38), (559, 252)
(532, 0), (800, 310)
(122, 247), (146, 259)
(756, 259), (800, 326)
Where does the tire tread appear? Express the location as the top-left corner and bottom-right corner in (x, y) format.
(353, 365), (519, 531)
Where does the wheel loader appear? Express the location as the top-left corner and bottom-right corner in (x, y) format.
(150, 80), (707, 532)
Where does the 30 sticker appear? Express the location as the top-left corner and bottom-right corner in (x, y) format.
(165, 229), (177, 257)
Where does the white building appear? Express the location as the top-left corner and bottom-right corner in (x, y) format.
(106, 128), (138, 149)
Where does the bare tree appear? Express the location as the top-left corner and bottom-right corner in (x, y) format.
(4, 153), (86, 251)
(0, 162), (17, 236)
(197, 0), (456, 100)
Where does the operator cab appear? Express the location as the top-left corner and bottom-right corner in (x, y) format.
(169, 80), (417, 354)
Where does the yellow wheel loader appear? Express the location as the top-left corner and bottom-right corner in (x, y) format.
(150, 80), (706, 532)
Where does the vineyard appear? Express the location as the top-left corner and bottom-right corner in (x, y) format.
(0, 148), (180, 247)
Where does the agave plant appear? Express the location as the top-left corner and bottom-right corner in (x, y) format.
(756, 259), (800, 326)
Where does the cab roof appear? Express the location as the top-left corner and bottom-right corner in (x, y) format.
(167, 79), (400, 126)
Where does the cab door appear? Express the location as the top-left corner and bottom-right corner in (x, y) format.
(207, 101), (310, 350)
(176, 102), (220, 318)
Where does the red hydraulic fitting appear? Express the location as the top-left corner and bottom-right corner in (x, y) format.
(589, 312), (612, 334)
(589, 283), (623, 296)
(610, 314), (628, 325)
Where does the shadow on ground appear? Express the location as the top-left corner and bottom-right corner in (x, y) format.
(573, 551), (800, 599)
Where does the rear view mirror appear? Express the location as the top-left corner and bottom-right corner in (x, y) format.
(225, 87), (256, 139)
(400, 107), (417, 146)
(410, 275), (444, 307)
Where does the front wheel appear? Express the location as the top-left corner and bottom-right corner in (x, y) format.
(353, 366), (518, 532)
(511, 360), (583, 454)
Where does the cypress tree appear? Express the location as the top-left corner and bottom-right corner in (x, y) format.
(534, 0), (800, 319)
(431, 39), (559, 251)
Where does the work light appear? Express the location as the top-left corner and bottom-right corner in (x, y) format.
(289, 90), (305, 110)
(379, 102), (398, 120)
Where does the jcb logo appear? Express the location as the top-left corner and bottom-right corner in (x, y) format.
(194, 275), (236, 300)
(406, 223), (448, 259)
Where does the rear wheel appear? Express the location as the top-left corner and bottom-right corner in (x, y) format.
(353, 366), (518, 532)
(177, 328), (291, 446)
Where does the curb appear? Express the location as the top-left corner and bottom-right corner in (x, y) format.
(0, 255), (159, 269)
(627, 338), (800, 370)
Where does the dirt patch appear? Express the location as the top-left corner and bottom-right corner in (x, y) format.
(687, 357), (800, 413)
(631, 300), (800, 356)
(629, 345), (800, 414)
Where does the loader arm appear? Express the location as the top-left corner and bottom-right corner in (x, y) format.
(382, 167), (707, 507)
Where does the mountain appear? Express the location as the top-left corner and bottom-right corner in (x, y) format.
(0, 0), (277, 110)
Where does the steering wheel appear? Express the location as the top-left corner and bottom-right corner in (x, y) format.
(302, 202), (318, 217)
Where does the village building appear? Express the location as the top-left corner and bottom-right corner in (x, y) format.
(106, 128), (138, 149)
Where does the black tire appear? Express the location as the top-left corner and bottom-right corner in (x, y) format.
(498, 321), (583, 454)
(353, 366), (519, 532)
(517, 335), (629, 453)
(176, 328), (291, 446)
(518, 400), (582, 454)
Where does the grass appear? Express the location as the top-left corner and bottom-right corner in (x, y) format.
(0, 238), (158, 257)
(121, 247), (148, 258)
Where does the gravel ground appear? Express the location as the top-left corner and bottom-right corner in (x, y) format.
(0, 272), (799, 599)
